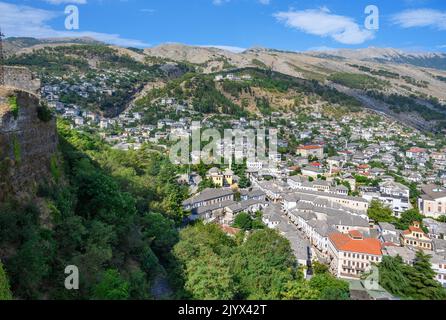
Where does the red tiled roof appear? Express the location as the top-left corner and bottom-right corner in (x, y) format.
(299, 145), (323, 150)
(219, 224), (241, 236)
(408, 226), (424, 233)
(408, 147), (426, 153)
(329, 232), (382, 256)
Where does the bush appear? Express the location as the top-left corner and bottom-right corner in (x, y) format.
(7, 96), (19, 119)
(12, 136), (21, 164)
(37, 102), (53, 122)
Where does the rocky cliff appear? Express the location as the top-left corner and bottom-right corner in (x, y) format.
(0, 87), (57, 201)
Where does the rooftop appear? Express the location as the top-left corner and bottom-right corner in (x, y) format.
(329, 232), (382, 256)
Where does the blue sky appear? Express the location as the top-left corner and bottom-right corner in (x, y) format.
(1, 0), (446, 52)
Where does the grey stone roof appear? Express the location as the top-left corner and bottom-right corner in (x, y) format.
(378, 222), (397, 232)
(226, 199), (266, 213)
(183, 187), (234, 206)
(194, 200), (236, 215)
(420, 184), (446, 200)
(433, 238), (446, 254)
(423, 218), (446, 236)
(327, 213), (369, 228)
(292, 189), (369, 203)
(240, 188), (266, 198)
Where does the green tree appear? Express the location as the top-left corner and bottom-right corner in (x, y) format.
(282, 280), (319, 300)
(407, 251), (446, 300)
(313, 261), (329, 275)
(233, 212), (253, 230)
(231, 229), (296, 299)
(395, 209), (425, 231)
(0, 262), (12, 300)
(184, 250), (236, 300)
(141, 212), (179, 260)
(367, 200), (394, 223)
(379, 253), (446, 300)
(92, 269), (130, 300)
(309, 274), (350, 300)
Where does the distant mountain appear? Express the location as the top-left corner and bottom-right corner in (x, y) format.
(4, 37), (446, 131)
(3, 37), (103, 56)
(308, 47), (446, 71)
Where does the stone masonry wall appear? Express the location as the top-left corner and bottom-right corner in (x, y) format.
(0, 88), (57, 200)
(4, 66), (41, 94)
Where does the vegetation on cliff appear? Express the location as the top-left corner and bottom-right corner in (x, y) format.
(0, 262), (12, 300)
(7, 95), (19, 119)
(0, 120), (187, 299)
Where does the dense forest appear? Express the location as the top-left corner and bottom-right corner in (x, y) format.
(0, 120), (187, 299)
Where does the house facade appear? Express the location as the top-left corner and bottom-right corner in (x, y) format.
(418, 184), (446, 219)
(328, 231), (382, 279)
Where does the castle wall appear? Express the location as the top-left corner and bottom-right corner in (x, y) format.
(0, 89), (57, 200)
(3, 66), (41, 94)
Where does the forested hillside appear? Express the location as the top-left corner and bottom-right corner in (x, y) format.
(134, 67), (363, 119)
(0, 120), (187, 299)
(4, 44), (191, 117)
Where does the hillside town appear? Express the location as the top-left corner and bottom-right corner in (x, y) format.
(4, 0), (446, 306)
(36, 68), (446, 296)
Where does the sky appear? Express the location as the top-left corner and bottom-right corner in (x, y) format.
(1, 0), (446, 52)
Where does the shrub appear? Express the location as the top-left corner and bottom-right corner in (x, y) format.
(12, 136), (21, 164)
(50, 154), (61, 182)
(7, 96), (19, 119)
(37, 102), (53, 122)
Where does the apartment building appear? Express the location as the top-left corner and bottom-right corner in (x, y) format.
(328, 231), (383, 279)
(418, 184), (446, 219)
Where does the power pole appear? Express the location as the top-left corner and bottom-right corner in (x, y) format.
(0, 28), (5, 86)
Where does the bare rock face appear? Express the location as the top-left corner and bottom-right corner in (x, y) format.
(0, 87), (57, 201)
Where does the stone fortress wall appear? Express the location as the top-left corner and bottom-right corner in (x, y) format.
(0, 85), (57, 201)
(3, 66), (41, 94)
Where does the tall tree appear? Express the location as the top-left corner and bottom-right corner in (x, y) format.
(0, 262), (12, 300)
(92, 269), (130, 300)
(184, 250), (236, 300)
(367, 200), (394, 223)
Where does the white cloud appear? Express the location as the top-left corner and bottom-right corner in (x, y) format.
(213, 0), (230, 5)
(0, 2), (149, 47)
(274, 8), (374, 45)
(43, 0), (87, 4)
(140, 8), (156, 14)
(391, 9), (446, 30)
(198, 45), (246, 53)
